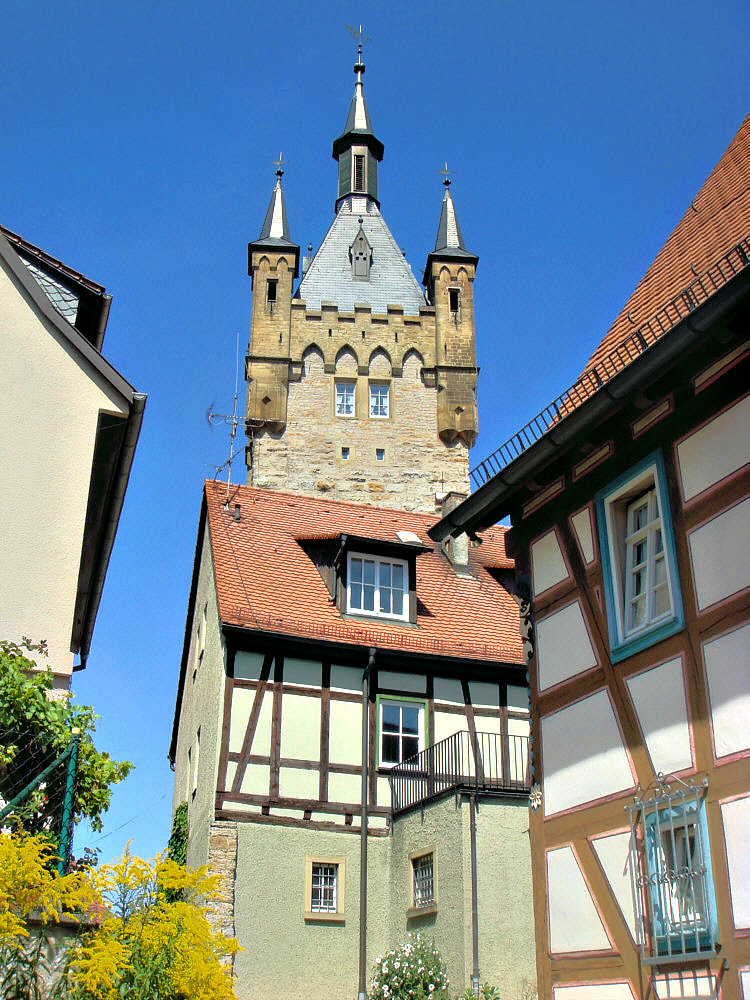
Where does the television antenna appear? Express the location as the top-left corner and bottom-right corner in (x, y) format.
(206, 333), (247, 505)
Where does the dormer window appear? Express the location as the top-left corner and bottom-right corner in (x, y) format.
(347, 553), (407, 621)
(350, 224), (372, 281)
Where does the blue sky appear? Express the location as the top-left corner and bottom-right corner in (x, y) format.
(2, 1), (747, 862)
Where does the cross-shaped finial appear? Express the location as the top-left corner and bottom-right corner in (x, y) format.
(439, 161), (454, 187)
(272, 152), (287, 178)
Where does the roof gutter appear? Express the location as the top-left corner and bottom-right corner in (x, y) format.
(429, 266), (750, 543)
(76, 392), (147, 666)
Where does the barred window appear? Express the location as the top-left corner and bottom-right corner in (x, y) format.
(311, 862), (338, 913)
(412, 852), (435, 908)
(628, 776), (718, 963)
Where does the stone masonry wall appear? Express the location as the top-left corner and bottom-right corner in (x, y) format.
(247, 297), (474, 511)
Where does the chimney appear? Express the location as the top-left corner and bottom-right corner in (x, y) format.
(440, 492), (470, 570)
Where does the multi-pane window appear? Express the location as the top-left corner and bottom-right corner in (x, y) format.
(627, 778), (718, 962)
(369, 383), (389, 418)
(625, 488), (672, 636)
(335, 382), (355, 417)
(380, 699), (423, 765)
(305, 856), (345, 920)
(310, 862), (338, 913)
(595, 452), (684, 662)
(412, 852), (435, 908)
(347, 553), (407, 620)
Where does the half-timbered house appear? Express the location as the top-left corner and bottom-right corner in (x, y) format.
(430, 114), (750, 1000)
(170, 45), (537, 1000)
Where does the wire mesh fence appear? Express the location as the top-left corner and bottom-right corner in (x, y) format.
(0, 724), (79, 872)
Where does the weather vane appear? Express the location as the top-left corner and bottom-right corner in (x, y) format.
(439, 161), (454, 187)
(272, 152), (287, 178)
(345, 23), (372, 80)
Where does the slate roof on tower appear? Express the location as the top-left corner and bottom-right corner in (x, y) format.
(203, 479), (522, 663)
(296, 197), (427, 314)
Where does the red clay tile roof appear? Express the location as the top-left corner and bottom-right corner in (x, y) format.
(205, 480), (522, 663)
(582, 113), (750, 379)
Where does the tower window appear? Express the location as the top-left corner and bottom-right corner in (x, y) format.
(341, 447), (350, 460)
(376, 448), (385, 462)
(335, 382), (356, 417)
(353, 154), (366, 192)
(448, 288), (460, 314)
(266, 279), (278, 310)
(369, 383), (389, 418)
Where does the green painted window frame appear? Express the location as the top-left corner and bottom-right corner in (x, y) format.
(375, 693), (429, 768)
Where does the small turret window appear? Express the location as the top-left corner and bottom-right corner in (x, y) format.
(266, 279), (278, 310)
(353, 154), (366, 193)
(448, 288), (460, 314)
(350, 224), (372, 281)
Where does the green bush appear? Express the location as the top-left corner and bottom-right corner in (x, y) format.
(369, 933), (449, 1000)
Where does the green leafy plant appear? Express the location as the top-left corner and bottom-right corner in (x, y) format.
(167, 802), (188, 866)
(369, 933), (449, 1000)
(0, 640), (132, 850)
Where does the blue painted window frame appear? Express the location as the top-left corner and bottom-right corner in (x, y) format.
(643, 797), (719, 957)
(595, 450), (684, 663)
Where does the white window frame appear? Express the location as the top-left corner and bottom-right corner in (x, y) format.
(346, 552), (408, 621)
(369, 382), (390, 418)
(304, 856), (345, 922)
(335, 381), (356, 417)
(378, 696), (426, 767)
(596, 452), (684, 662)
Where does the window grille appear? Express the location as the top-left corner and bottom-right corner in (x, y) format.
(412, 853), (435, 908)
(311, 862), (338, 913)
(627, 775), (718, 964)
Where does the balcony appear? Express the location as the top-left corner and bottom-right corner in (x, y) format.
(388, 730), (531, 815)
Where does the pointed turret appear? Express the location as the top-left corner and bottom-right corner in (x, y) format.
(331, 45), (384, 207)
(246, 166), (299, 439)
(424, 175), (479, 447)
(423, 176), (478, 289)
(248, 166), (300, 276)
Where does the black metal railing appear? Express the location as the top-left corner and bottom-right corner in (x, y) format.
(470, 237), (750, 490)
(388, 730), (530, 814)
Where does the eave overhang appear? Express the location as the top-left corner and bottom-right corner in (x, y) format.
(429, 265), (750, 543)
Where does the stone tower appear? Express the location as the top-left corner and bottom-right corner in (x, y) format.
(245, 51), (479, 512)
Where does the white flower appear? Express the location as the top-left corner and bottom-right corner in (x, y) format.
(429, 985), (435, 992)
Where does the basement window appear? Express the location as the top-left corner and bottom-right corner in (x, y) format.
(411, 850), (436, 910)
(305, 856), (345, 922)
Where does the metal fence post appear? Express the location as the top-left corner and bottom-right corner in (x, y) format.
(57, 728), (81, 875)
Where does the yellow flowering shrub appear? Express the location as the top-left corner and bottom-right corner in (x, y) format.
(0, 833), (240, 1000)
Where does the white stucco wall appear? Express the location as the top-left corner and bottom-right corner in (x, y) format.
(0, 254), (129, 678)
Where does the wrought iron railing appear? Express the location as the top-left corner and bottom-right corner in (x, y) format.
(470, 237), (750, 490)
(388, 730), (530, 814)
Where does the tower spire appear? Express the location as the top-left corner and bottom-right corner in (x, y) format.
(333, 27), (383, 208)
(248, 159), (299, 277)
(423, 168), (477, 287)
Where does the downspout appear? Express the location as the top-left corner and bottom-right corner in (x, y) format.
(470, 793), (480, 996)
(358, 647), (376, 1000)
